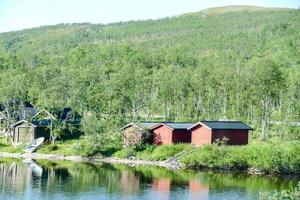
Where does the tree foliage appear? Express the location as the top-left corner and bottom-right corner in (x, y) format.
(0, 7), (299, 139)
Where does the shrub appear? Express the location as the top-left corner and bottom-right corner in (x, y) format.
(75, 133), (122, 157)
(259, 182), (300, 200)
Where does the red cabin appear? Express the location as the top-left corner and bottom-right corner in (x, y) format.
(150, 122), (193, 145)
(188, 121), (253, 146)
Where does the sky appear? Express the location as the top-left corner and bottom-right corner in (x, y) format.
(0, 0), (299, 33)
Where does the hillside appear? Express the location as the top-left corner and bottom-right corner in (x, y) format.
(0, 6), (299, 139)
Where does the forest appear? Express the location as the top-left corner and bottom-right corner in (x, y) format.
(0, 6), (299, 146)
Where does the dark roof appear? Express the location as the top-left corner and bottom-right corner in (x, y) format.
(31, 119), (53, 126)
(151, 122), (195, 130)
(189, 121), (253, 130)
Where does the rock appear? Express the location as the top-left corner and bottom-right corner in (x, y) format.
(247, 167), (265, 175)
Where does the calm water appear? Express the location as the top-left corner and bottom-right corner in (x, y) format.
(0, 159), (299, 200)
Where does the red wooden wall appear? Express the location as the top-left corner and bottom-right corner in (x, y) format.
(190, 124), (212, 146)
(212, 129), (249, 145)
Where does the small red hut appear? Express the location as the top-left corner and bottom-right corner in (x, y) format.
(188, 121), (253, 146)
(150, 122), (193, 145)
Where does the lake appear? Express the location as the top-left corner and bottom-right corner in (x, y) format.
(0, 159), (298, 200)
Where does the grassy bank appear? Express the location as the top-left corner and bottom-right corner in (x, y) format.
(0, 137), (80, 155)
(113, 144), (193, 161)
(0, 137), (24, 153)
(113, 140), (300, 174)
(180, 141), (300, 174)
(1, 136), (300, 174)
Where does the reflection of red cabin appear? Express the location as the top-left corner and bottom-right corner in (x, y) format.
(189, 179), (209, 200)
(152, 178), (171, 192)
(150, 123), (194, 145)
(188, 121), (253, 146)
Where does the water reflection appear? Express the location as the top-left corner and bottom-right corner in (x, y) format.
(0, 159), (299, 200)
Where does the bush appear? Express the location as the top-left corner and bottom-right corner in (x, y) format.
(75, 133), (122, 157)
(259, 182), (300, 200)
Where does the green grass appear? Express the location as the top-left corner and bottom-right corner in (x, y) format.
(180, 141), (300, 174)
(113, 148), (136, 159)
(0, 137), (24, 153)
(36, 139), (80, 156)
(113, 144), (194, 161)
(0, 136), (81, 155)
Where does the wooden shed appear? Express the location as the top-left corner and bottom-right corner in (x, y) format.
(150, 122), (193, 145)
(121, 122), (159, 147)
(11, 120), (51, 144)
(188, 121), (253, 146)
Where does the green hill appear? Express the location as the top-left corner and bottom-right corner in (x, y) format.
(0, 6), (299, 138)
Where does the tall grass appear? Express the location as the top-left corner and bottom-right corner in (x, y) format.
(180, 141), (300, 174)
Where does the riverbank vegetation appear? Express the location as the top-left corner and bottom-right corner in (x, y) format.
(180, 141), (300, 174)
(0, 137), (24, 153)
(1, 135), (300, 174)
(114, 139), (300, 174)
(260, 182), (300, 200)
(113, 143), (193, 160)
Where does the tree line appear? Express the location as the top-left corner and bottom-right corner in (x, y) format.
(0, 8), (299, 140)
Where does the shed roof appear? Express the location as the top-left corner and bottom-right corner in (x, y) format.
(31, 119), (53, 126)
(121, 122), (159, 130)
(188, 121), (253, 130)
(151, 122), (195, 130)
(10, 120), (35, 128)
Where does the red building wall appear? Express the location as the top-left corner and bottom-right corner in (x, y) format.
(191, 125), (212, 146)
(172, 129), (191, 143)
(212, 129), (249, 145)
(152, 125), (191, 145)
(152, 125), (173, 145)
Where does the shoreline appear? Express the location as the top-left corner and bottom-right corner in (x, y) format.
(0, 152), (297, 175)
(0, 152), (180, 169)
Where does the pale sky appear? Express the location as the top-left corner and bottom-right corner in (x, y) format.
(0, 0), (299, 33)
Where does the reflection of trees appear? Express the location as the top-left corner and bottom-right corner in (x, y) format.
(120, 171), (140, 194)
(192, 172), (298, 191)
(0, 159), (37, 194)
(38, 161), (123, 195)
(0, 159), (299, 199)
